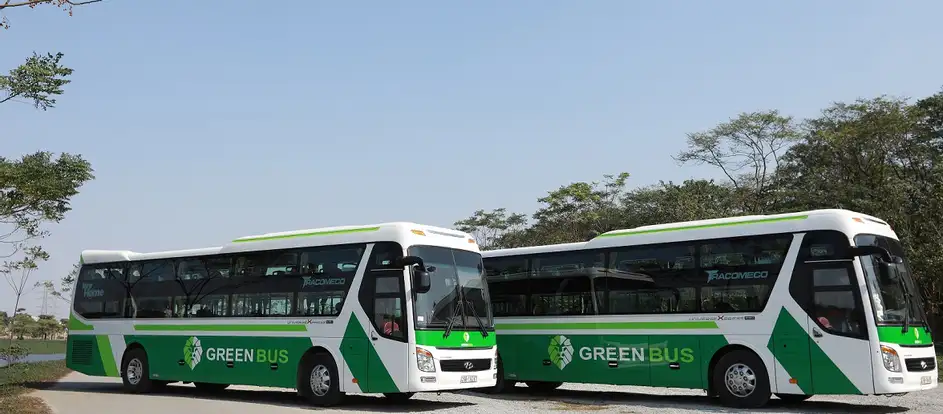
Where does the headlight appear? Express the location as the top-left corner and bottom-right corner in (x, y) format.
(881, 345), (902, 372)
(416, 347), (436, 372)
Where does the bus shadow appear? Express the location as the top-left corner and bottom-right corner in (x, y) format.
(465, 387), (910, 413)
(45, 381), (474, 412)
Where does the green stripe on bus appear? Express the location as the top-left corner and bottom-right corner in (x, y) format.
(595, 214), (808, 238)
(95, 335), (119, 377)
(495, 321), (718, 330)
(415, 330), (497, 348)
(877, 326), (932, 346)
(133, 324), (308, 332)
(69, 314), (94, 331)
(232, 226), (381, 243)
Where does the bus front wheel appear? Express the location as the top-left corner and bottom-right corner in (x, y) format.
(711, 349), (771, 409)
(120, 348), (155, 394)
(299, 352), (344, 407)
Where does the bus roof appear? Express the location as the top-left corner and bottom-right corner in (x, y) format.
(80, 221), (478, 265)
(482, 209), (896, 258)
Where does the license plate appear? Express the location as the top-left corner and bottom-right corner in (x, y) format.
(921, 376), (932, 385)
(460, 375), (477, 384)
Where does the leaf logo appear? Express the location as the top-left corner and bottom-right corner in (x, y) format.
(183, 336), (203, 370)
(547, 335), (573, 370)
(463, 332), (470, 342)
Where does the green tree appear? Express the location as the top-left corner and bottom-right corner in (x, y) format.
(674, 110), (801, 213)
(2, 245), (47, 342)
(9, 312), (35, 341)
(528, 172), (632, 244)
(34, 314), (60, 340)
(0, 52), (73, 109)
(454, 208), (528, 251)
(624, 179), (738, 226)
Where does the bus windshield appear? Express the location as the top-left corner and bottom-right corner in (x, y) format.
(855, 234), (926, 325)
(408, 245), (494, 331)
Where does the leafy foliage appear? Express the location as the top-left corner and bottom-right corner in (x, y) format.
(0, 52), (73, 109)
(454, 86), (943, 331)
(0, 343), (29, 364)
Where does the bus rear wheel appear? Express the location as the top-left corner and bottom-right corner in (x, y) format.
(299, 352), (344, 407)
(712, 349), (771, 408)
(120, 348), (155, 394)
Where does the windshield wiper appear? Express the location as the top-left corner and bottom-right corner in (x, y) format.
(892, 262), (914, 333)
(442, 294), (466, 339)
(464, 298), (489, 337)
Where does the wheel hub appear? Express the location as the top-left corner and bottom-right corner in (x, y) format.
(127, 358), (143, 385)
(309, 364), (331, 397)
(724, 362), (756, 398)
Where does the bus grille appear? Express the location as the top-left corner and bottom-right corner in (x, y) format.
(905, 357), (936, 372)
(440, 358), (491, 372)
(70, 338), (94, 365)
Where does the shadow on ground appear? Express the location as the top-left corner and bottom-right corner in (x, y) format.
(459, 386), (911, 413)
(38, 381), (472, 412)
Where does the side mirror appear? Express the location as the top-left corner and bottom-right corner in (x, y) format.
(396, 256), (432, 294)
(878, 261), (899, 283)
(413, 269), (431, 294)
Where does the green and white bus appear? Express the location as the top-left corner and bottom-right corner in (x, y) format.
(65, 222), (497, 406)
(481, 209), (937, 408)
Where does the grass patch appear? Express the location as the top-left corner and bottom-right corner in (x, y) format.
(3, 340), (66, 356)
(0, 360), (72, 414)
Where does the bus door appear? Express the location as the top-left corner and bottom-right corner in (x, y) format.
(356, 243), (410, 393)
(801, 259), (872, 394)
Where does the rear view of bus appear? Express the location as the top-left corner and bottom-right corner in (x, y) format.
(64, 222), (496, 407)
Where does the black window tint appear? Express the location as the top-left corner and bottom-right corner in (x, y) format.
(483, 257), (529, 317)
(699, 235), (791, 313)
(813, 268), (851, 286)
(294, 246), (363, 317)
(799, 230), (851, 261)
(73, 264), (127, 319)
(600, 243), (697, 314)
(176, 257), (230, 318)
(128, 260), (180, 318)
(531, 251), (602, 316)
(367, 242), (403, 270)
(811, 267), (865, 337)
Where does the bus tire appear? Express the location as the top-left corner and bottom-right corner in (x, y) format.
(775, 393), (811, 404)
(120, 348), (154, 394)
(194, 382), (230, 393)
(712, 349), (771, 408)
(299, 352), (344, 407)
(383, 392), (415, 403)
(524, 381), (563, 392)
(484, 355), (515, 394)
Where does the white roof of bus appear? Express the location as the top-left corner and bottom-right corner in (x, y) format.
(81, 221), (477, 265)
(481, 209), (895, 258)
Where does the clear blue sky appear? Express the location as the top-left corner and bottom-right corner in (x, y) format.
(3, 0), (942, 318)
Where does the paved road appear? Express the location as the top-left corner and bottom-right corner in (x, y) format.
(34, 372), (942, 413)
